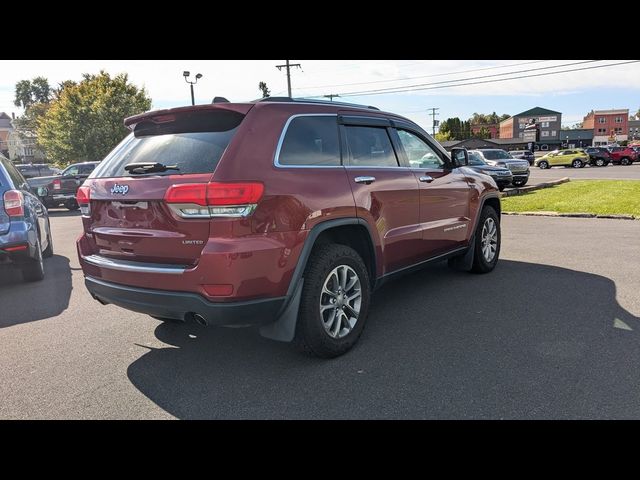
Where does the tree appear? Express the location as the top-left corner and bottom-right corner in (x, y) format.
(38, 71), (151, 164)
(258, 81), (270, 98)
(499, 114), (510, 122)
(434, 131), (451, 143)
(14, 77), (51, 109)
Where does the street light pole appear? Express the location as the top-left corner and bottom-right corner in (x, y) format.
(183, 71), (203, 106)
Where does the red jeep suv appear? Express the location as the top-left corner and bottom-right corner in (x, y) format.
(77, 98), (501, 357)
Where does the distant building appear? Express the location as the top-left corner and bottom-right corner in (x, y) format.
(0, 112), (14, 158)
(8, 129), (46, 163)
(499, 107), (563, 151)
(582, 109), (629, 146)
(559, 128), (593, 148)
(470, 123), (499, 139)
(628, 119), (640, 143)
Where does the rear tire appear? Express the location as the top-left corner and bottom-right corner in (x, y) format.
(21, 236), (44, 282)
(294, 244), (371, 358)
(595, 158), (605, 167)
(621, 157), (630, 166)
(471, 206), (501, 274)
(43, 222), (53, 258)
(572, 159), (583, 168)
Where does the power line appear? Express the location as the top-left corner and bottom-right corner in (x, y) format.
(294, 60), (552, 91)
(336, 60), (640, 97)
(275, 60), (302, 97)
(335, 60), (602, 97)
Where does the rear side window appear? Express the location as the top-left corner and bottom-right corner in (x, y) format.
(344, 126), (398, 167)
(2, 159), (27, 188)
(91, 109), (245, 178)
(278, 116), (340, 166)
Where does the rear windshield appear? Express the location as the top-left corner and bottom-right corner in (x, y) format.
(90, 110), (245, 178)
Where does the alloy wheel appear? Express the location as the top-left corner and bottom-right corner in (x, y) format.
(319, 265), (362, 339)
(481, 217), (498, 263)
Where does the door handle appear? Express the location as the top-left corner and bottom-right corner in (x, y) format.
(419, 175), (434, 183)
(354, 176), (376, 184)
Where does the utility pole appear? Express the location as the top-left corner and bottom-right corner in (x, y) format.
(276, 60), (302, 97)
(324, 94), (340, 101)
(427, 107), (440, 136)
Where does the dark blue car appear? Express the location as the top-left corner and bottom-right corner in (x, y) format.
(0, 155), (53, 282)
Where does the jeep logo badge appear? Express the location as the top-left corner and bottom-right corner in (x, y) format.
(111, 184), (129, 195)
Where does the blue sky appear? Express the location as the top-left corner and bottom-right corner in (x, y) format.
(0, 60), (638, 131)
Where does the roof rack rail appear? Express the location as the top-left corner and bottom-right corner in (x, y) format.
(256, 96), (380, 111)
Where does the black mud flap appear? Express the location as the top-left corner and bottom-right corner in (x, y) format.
(259, 279), (304, 342)
(447, 233), (475, 272)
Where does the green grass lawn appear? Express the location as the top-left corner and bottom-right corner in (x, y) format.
(501, 180), (640, 216)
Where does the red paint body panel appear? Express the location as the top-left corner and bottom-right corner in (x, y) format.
(77, 100), (499, 312)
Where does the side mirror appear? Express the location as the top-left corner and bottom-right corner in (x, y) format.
(451, 148), (469, 167)
(36, 186), (48, 197)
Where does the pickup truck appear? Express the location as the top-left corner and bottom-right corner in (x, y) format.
(27, 162), (100, 210)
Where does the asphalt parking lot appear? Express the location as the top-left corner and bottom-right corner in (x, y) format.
(0, 212), (639, 419)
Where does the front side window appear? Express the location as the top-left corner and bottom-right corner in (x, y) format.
(64, 165), (79, 176)
(278, 116), (341, 166)
(396, 129), (444, 169)
(344, 126), (398, 168)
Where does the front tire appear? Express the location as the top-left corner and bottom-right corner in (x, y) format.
(538, 161), (549, 169)
(471, 206), (501, 274)
(295, 244), (371, 358)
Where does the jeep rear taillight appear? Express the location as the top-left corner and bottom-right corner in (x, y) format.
(164, 182), (264, 218)
(52, 179), (61, 190)
(77, 185), (91, 216)
(3, 190), (24, 217)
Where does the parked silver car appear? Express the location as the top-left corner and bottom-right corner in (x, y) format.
(470, 149), (530, 187)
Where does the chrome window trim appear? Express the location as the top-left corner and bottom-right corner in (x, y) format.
(83, 254), (186, 274)
(273, 114), (343, 169)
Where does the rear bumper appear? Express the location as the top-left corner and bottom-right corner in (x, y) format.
(85, 276), (285, 326)
(0, 221), (37, 263)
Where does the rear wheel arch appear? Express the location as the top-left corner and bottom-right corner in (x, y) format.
(286, 219), (378, 300)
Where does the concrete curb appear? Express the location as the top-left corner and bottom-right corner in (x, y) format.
(502, 211), (638, 220)
(500, 177), (570, 198)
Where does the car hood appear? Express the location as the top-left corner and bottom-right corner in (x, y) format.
(467, 165), (511, 174)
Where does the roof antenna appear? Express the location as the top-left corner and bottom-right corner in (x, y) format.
(212, 96), (230, 103)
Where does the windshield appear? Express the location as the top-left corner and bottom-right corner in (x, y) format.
(481, 150), (513, 160)
(467, 152), (487, 166)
